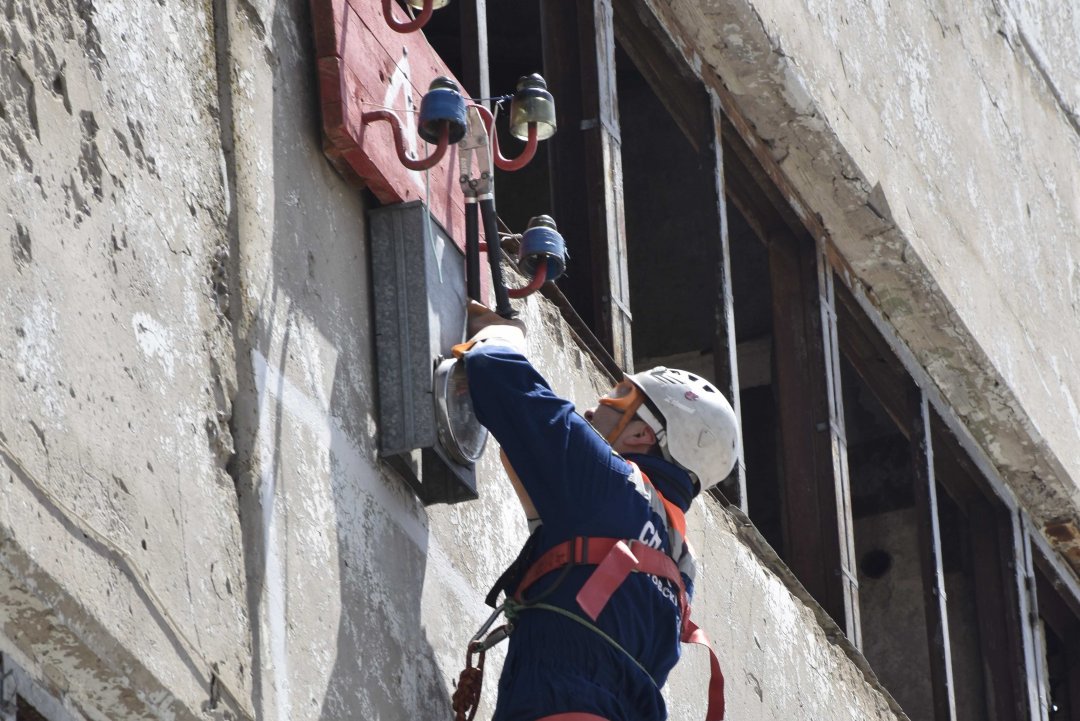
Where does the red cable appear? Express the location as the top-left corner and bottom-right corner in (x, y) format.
(382, 0), (434, 33)
(508, 258), (548, 298)
(360, 110), (449, 171)
(474, 104), (539, 172)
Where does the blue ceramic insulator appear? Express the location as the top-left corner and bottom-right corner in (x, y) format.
(418, 77), (466, 144)
(518, 217), (567, 281)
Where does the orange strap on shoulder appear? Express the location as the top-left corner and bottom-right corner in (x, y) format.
(639, 471), (688, 539)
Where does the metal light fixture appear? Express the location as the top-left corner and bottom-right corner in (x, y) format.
(509, 74), (557, 141)
(433, 357), (488, 465)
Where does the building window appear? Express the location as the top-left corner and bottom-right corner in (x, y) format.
(1, 655), (84, 721)
(834, 277), (1044, 719)
(1033, 551), (1080, 719)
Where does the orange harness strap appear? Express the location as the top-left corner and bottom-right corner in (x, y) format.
(515, 537), (725, 720)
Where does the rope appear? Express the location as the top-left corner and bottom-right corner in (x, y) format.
(451, 644), (486, 721)
(508, 601), (659, 688)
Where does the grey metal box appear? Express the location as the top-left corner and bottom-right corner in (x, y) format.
(369, 201), (478, 504)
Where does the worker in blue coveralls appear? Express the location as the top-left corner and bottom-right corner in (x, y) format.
(459, 301), (739, 721)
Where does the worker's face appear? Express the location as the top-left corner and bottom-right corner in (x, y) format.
(582, 403), (623, 438)
(583, 382), (656, 453)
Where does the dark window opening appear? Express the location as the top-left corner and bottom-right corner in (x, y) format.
(17, 696), (51, 721)
(421, 5), (466, 85)
(611, 4), (740, 499)
(727, 204), (781, 548)
(618, 41), (718, 369)
(538, 1), (610, 350)
(1035, 563), (1080, 720)
(840, 353), (939, 721)
(935, 481), (990, 721)
(721, 125), (854, 630)
(486, 1), (551, 233)
(834, 277), (1039, 720)
(932, 411), (1029, 721)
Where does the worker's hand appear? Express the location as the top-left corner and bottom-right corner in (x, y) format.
(466, 300), (526, 339)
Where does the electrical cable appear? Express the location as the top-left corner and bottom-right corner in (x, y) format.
(468, 94), (513, 104)
(421, 154), (443, 284)
(361, 101), (420, 114)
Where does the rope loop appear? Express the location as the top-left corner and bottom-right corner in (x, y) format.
(452, 644), (486, 721)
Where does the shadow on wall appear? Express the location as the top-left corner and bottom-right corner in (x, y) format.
(231, 1), (451, 718)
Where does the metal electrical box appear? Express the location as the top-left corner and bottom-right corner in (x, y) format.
(369, 201), (480, 505)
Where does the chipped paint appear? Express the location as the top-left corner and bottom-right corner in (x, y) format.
(4, 0), (1079, 719)
(131, 313), (177, 378)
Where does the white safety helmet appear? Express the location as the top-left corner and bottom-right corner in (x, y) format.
(627, 367), (740, 493)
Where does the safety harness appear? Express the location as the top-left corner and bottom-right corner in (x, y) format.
(452, 466), (725, 721)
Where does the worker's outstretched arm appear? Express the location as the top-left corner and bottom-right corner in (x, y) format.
(460, 302), (631, 538)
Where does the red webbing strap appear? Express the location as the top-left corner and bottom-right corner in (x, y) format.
(575, 540), (639, 621)
(514, 536), (725, 720)
(514, 537), (620, 600)
(684, 619), (726, 721)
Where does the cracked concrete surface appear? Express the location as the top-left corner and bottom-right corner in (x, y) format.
(1, 0), (249, 717)
(1, 0), (1078, 719)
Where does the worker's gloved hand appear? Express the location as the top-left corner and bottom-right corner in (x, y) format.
(466, 300), (526, 338)
(453, 301), (527, 358)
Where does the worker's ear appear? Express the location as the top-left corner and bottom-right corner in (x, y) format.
(623, 421), (656, 451)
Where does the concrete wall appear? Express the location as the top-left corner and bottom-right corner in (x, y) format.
(655, 0), (1080, 537)
(5, 0), (1076, 719)
(1, 1), (249, 718)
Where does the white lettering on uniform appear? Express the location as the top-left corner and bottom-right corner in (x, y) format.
(638, 521), (677, 607)
(638, 521), (663, 550)
(648, 574), (678, 606)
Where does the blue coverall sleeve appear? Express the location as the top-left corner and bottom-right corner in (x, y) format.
(464, 343), (626, 534)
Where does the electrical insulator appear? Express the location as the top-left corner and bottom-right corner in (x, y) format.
(419, 77), (467, 144)
(509, 74), (557, 141)
(518, 215), (567, 282)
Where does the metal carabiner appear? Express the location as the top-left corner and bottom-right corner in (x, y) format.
(468, 602), (510, 650)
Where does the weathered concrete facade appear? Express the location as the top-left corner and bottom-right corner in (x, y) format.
(1, 1), (1077, 721)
